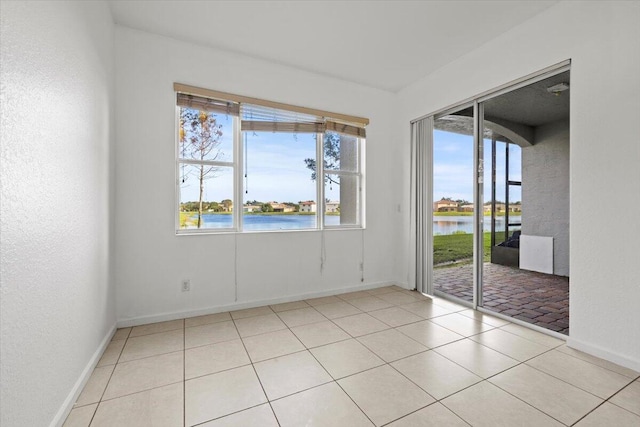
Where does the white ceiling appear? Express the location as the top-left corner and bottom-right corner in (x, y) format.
(108, 0), (558, 92)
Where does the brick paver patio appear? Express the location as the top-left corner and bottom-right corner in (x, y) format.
(433, 263), (569, 335)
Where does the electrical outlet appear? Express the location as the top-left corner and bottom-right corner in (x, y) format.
(181, 279), (190, 292)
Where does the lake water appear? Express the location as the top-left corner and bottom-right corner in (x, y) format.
(197, 214), (341, 231)
(434, 215), (521, 235)
(193, 214), (520, 234)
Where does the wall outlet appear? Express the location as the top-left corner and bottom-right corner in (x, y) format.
(181, 279), (191, 292)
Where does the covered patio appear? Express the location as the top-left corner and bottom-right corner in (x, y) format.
(433, 263), (569, 334)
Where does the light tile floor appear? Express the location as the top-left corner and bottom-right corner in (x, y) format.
(64, 286), (640, 427)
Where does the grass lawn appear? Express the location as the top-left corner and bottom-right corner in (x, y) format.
(433, 232), (506, 265)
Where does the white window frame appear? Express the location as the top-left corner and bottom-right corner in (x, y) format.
(320, 133), (365, 230)
(174, 89), (366, 235)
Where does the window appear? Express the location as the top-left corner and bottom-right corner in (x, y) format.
(175, 84), (367, 233)
(323, 131), (362, 227)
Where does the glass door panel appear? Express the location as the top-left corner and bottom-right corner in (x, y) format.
(479, 70), (570, 335)
(432, 107), (475, 303)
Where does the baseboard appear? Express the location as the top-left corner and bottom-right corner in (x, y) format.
(50, 323), (117, 427)
(395, 281), (411, 290)
(117, 280), (401, 328)
(566, 337), (640, 373)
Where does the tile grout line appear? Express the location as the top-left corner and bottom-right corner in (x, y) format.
(88, 327), (131, 424)
(365, 313), (626, 425)
(551, 348), (640, 379)
(302, 301), (446, 426)
(269, 301), (376, 425)
(187, 402), (274, 427)
(66, 289), (414, 424)
(479, 345), (638, 426)
(77, 289), (637, 426)
(73, 328), (129, 425)
(377, 401), (473, 427)
(230, 309), (283, 427)
(183, 319), (186, 427)
(520, 351), (636, 401)
(568, 399), (611, 426)
(547, 373), (637, 426)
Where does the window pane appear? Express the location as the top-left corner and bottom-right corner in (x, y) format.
(243, 132), (317, 231)
(432, 111), (475, 302)
(323, 132), (358, 172)
(508, 144), (522, 182)
(324, 173), (359, 226)
(179, 107), (234, 162)
(179, 164), (234, 229)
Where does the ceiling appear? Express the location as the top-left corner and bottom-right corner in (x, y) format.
(108, 0), (559, 92)
(483, 71), (570, 127)
(435, 71), (570, 145)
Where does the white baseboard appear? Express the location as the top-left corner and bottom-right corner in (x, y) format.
(50, 323), (117, 427)
(566, 337), (640, 373)
(117, 281), (400, 328)
(395, 281), (411, 290)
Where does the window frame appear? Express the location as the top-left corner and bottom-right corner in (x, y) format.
(175, 110), (239, 234)
(174, 89), (366, 235)
(320, 132), (365, 230)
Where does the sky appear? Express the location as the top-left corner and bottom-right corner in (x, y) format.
(179, 112), (522, 206)
(433, 129), (522, 204)
(179, 117), (331, 204)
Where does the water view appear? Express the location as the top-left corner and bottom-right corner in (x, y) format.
(434, 215), (521, 235)
(193, 214), (342, 231)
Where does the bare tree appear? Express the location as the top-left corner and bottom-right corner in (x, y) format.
(179, 108), (224, 228)
(304, 132), (340, 187)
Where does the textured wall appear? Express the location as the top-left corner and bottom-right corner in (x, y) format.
(114, 27), (401, 324)
(0, 2), (115, 426)
(522, 119), (570, 276)
(398, 1), (640, 369)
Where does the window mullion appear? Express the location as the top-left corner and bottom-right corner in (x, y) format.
(317, 133), (325, 230)
(178, 158), (234, 168)
(358, 137), (365, 228)
(235, 117), (243, 232)
(324, 170), (359, 177)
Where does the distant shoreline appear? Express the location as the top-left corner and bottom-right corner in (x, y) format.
(434, 211), (518, 217)
(180, 211), (340, 216)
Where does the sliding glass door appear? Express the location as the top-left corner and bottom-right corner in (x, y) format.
(425, 65), (571, 334)
(478, 71), (570, 334)
(432, 106), (476, 304)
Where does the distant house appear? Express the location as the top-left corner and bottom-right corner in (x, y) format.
(460, 204), (474, 212)
(326, 201), (340, 213)
(269, 202), (295, 213)
(484, 202), (520, 212)
(221, 201), (233, 212)
(433, 198), (458, 212)
(243, 204), (261, 213)
(299, 201), (316, 213)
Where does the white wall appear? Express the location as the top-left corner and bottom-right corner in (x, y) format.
(523, 119), (570, 276)
(0, 2), (115, 427)
(397, 1), (640, 369)
(114, 27), (402, 324)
